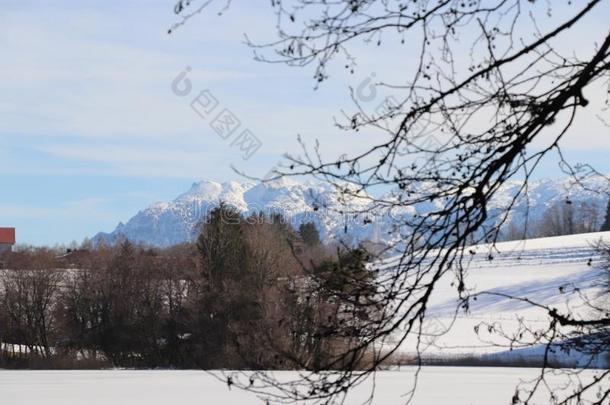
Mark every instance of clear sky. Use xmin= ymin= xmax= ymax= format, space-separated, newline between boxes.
xmin=2 ymin=0 xmax=609 ymax=246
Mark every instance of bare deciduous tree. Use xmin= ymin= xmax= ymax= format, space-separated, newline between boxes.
xmin=171 ymin=1 xmax=610 ymax=403
xmin=0 ymin=253 xmax=63 ymax=359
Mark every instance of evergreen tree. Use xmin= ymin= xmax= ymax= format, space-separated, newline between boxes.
xmin=196 ymin=203 xmax=250 ymax=367
xmin=602 ymin=199 xmax=610 ymax=232
xmin=299 ymin=222 xmax=320 ymax=247
xmin=197 ymin=203 xmax=248 ymax=289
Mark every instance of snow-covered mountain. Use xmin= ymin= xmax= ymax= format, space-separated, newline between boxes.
xmin=94 ymin=178 xmax=372 ymax=247
xmin=93 ymin=176 xmax=609 ymax=248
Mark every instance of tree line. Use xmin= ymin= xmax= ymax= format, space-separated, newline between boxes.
xmin=0 ymin=205 xmax=377 ymax=370
xmin=502 ymin=198 xmax=610 ymax=241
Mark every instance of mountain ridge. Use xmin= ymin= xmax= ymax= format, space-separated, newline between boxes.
xmin=93 ymin=176 xmax=610 ymax=248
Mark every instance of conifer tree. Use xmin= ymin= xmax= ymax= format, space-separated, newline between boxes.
xmin=601 ymin=199 xmax=610 ymax=232
xmin=299 ymin=222 xmax=320 ymax=247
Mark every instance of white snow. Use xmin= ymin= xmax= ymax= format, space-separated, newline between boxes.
xmin=0 ymin=368 xmax=607 ymax=405
xmin=93 ymin=178 xmax=378 ymax=247
xmin=385 ymin=232 xmax=610 ymax=361
xmin=94 ymin=176 xmax=610 ymax=248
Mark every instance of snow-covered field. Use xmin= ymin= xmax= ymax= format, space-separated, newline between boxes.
xmin=0 ymin=367 xmax=607 ymax=405
xmin=392 ymin=232 xmax=610 ymax=363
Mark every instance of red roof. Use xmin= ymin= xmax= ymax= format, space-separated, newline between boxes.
xmin=0 ymin=228 xmax=15 ymax=244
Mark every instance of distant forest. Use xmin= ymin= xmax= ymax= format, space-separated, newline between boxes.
xmin=502 ymin=198 xmax=610 ymax=240
xmin=0 ymin=205 xmax=377 ymax=370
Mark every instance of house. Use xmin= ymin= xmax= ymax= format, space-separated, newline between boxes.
xmin=0 ymin=227 xmax=16 ymax=254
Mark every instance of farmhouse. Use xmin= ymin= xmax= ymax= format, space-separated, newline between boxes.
xmin=0 ymin=228 xmax=16 ymax=254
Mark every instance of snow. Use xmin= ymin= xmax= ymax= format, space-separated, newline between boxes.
xmin=0 ymin=368 xmax=606 ymax=405
xmin=476 ymin=231 xmax=610 ymax=252
xmin=383 ymin=232 xmax=610 ymax=361
xmin=93 ymin=178 xmax=378 ymax=247
xmin=94 ymin=175 xmax=610 ymax=248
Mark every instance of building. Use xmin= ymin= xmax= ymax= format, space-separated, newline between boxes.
xmin=0 ymin=227 xmax=16 ymax=254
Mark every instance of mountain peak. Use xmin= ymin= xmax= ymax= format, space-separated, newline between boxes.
xmin=94 ymin=176 xmax=609 ymax=248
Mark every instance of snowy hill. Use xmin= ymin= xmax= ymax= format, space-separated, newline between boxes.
xmin=387 ymin=231 xmax=610 ymax=366
xmin=94 ymin=176 xmax=609 ymax=247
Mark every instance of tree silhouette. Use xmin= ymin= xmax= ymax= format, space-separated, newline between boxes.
xmin=172 ymin=1 xmax=610 ymax=403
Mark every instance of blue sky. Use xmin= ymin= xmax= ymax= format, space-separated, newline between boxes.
xmin=2 ymin=0 xmax=609 ymax=245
